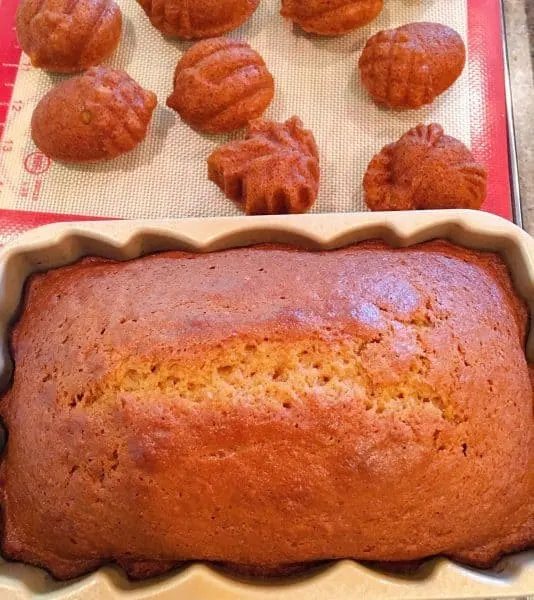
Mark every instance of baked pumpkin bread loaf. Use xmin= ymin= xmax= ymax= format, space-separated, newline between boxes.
xmin=16 ymin=0 xmax=122 ymax=72
xmin=363 ymin=123 xmax=488 ymax=210
xmin=137 ymin=0 xmax=259 ymax=38
xmin=281 ymin=0 xmax=383 ymax=36
xmin=1 ymin=241 xmax=533 ymax=580
xmin=359 ymin=22 xmax=466 ymax=109
xmin=167 ymin=38 xmax=274 ymax=133
xmin=31 ymin=66 xmax=157 ymax=162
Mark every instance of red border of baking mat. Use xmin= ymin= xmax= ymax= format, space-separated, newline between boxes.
xmin=0 ymin=0 xmax=20 ymax=144
xmin=0 ymin=0 xmax=514 ymax=241
xmin=467 ymin=0 xmax=512 ymax=220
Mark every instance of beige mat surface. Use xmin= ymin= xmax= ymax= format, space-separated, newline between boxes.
xmin=0 ymin=0 xmax=469 ymax=219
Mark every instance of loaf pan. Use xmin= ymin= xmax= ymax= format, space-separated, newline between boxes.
xmin=0 ymin=210 xmax=533 ymax=600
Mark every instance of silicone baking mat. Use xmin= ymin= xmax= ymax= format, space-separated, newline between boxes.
xmin=0 ymin=0 xmax=513 ymax=245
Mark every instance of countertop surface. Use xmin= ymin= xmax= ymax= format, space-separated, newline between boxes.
xmin=498 ymin=12 xmax=532 ymax=600
xmin=504 ymin=0 xmax=534 ymax=233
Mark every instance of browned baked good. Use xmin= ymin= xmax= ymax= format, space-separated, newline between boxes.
xmin=363 ymin=124 xmax=488 ymax=211
xmin=359 ymin=22 xmax=466 ymax=109
xmin=1 ymin=241 xmax=533 ymax=580
xmin=166 ymin=38 xmax=274 ymax=134
xmin=16 ymin=0 xmax=122 ymax=73
xmin=31 ymin=66 xmax=157 ymax=162
xmin=281 ymin=0 xmax=383 ymax=36
xmin=208 ymin=116 xmax=320 ymax=214
xmin=137 ymin=0 xmax=259 ymax=38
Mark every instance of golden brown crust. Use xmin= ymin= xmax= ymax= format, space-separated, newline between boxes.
xmin=137 ymin=0 xmax=259 ymax=38
xmin=16 ymin=0 xmax=122 ymax=73
xmin=207 ymin=116 xmax=320 ymax=214
xmin=359 ymin=22 xmax=466 ymax=109
xmin=166 ymin=38 xmax=274 ymax=134
xmin=280 ymin=0 xmax=383 ymax=36
xmin=1 ymin=241 xmax=532 ymax=580
xmin=363 ymin=124 xmax=488 ymax=211
xmin=31 ymin=66 xmax=157 ymax=162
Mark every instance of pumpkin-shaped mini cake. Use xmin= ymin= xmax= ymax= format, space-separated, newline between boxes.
xmin=208 ymin=116 xmax=320 ymax=215
xmin=359 ymin=22 xmax=466 ymax=109
xmin=137 ymin=0 xmax=259 ymax=38
xmin=363 ymin=123 xmax=488 ymax=211
xmin=16 ymin=0 xmax=122 ymax=73
xmin=167 ymin=38 xmax=274 ymax=133
xmin=281 ymin=0 xmax=383 ymax=36
xmin=31 ymin=66 xmax=157 ymax=162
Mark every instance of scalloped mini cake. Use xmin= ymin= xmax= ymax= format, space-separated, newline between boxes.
xmin=363 ymin=123 xmax=488 ymax=211
xmin=166 ymin=38 xmax=274 ymax=134
xmin=280 ymin=0 xmax=383 ymax=36
xmin=359 ymin=22 xmax=466 ymax=109
xmin=207 ymin=116 xmax=320 ymax=214
xmin=31 ymin=66 xmax=157 ymax=162
xmin=16 ymin=0 xmax=122 ymax=72
xmin=137 ymin=0 xmax=259 ymax=38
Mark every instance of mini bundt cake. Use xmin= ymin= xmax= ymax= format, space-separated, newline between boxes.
xmin=31 ymin=66 xmax=157 ymax=162
xmin=166 ymin=38 xmax=274 ymax=134
xmin=137 ymin=0 xmax=259 ymax=38
xmin=363 ymin=123 xmax=488 ymax=210
xmin=16 ymin=0 xmax=122 ymax=73
xmin=281 ymin=0 xmax=383 ymax=36
xmin=359 ymin=22 xmax=466 ymax=109
xmin=207 ymin=116 xmax=320 ymax=214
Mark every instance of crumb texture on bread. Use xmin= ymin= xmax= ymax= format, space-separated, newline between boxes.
xmin=0 ymin=241 xmax=532 ymax=579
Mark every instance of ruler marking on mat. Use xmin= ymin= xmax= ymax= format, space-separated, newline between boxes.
xmin=0 ymin=0 xmax=23 ymax=140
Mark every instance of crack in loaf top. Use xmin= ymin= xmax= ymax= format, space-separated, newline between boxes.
xmin=10 ymin=241 xmax=527 ymax=395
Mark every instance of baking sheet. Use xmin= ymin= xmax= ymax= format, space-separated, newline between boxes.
xmin=0 ymin=0 xmax=515 ymax=244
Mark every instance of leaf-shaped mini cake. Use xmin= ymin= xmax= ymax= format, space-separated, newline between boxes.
xmin=363 ymin=123 xmax=488 ymax=211
xmin=208 ymin=116 xmax=320 ymax=215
